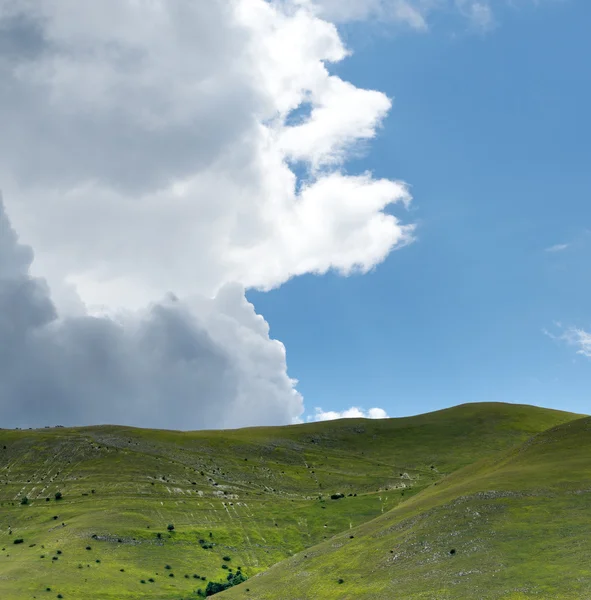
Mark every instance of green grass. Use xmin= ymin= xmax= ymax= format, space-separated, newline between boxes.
xmin=0 ymin=402 xmax=582 ymax=599
xmin=224 ymin=414 xmax=591 ymax=599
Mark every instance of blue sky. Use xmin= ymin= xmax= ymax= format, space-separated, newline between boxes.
xmin=249 ymin=0 xmax=591 ymax=419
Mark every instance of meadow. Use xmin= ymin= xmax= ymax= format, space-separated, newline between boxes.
xmin=0 ymin=402 xmax=584 ymax=599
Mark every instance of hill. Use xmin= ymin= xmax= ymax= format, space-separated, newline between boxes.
xmin=0 ymin=402 xmax=581 ymax=599
xmin=224 ymin=414 xmax=591 ymax=599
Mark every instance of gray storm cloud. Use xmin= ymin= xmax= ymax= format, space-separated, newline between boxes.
xmin=0 ymin=199 xmax=303 ymax=429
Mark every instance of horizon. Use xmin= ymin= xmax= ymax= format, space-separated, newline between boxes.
xmin=4 ymin=400 xmax=587 ymax=434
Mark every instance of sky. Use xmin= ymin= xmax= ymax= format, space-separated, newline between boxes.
xmin=0 ymin=0 xmax=589 ymax=429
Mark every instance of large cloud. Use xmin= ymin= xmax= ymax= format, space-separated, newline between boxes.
xmin=0 ymin=0 xmax=412 ymax=311
xmin=0 ymin=0 xmax=413 ymax=428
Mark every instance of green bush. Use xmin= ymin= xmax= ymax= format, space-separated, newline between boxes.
xmin=20 ymin=496 xmax=29 ymax=505
xmin=54 ymin=492 xmax=63 ymax=501
xmin=204 ymin=571 xmax=247 ymax=596
xmin=13 ymin=539 xmax=24 ymax=544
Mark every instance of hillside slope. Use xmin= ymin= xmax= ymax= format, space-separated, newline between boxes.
xmin=224 ymin=415 xmax=591 ymax=599
xmin=0 ymin=402 xmax=580 ymax=599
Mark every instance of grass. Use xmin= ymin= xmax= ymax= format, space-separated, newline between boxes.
xmin=0 ymin=402 xmax=582 ymax=599
xmin=224 ymin=415 xmax=591 ymax=599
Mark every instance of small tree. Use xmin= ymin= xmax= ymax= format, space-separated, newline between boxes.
xmin=55 ymin=491 xmax=63 ymax=501
xmin=167 ymin=524 xmax=175 ymax=532
xmin=20 ymin=496 xmax=29 ymax=505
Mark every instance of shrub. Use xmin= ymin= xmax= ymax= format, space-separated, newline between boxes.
xmin=13 ymin=538 xmax=24 ymax=544
xmin=204 ymin=571 xmax=247 ymax=596
xmin=165 ymin=564 xmax=171 ymax=570
xmin=54 ymin=492 xmax=63 ymax=501
xmin=330 ymin=493 xmax=345 ymax=500
xmin=167 ymin=524 xmax=175 ymax=532
xmin=222 ymin=556 xmax=231 ymax=561
xmin=20 ymin=496 xmax=29 ymax=505
xmin=338 ymin=578 xmax=344 ymax=584
xmin=450 ymin=549 xmax=456 ymax=555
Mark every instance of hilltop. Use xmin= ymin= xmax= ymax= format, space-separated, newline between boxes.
xmin=0 ymin=402 xmax=583 ymax=599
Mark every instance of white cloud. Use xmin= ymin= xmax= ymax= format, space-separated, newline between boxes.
xmin=310 ymin=0 xmax=548 ymax=30
xmin=310 ymin=0 xmax=429 ymax=29
xmin=309 ymin=406 xmax=390 ymax=421
xmin=0 ymin=0 xmax=410 ymax=428
xmin=0 ymin=0 xmax=412 ymax=312
xmin=545 ymin=243 xmax=570 ymax=253
xmin=455 ymin=0 xmax=495 ymax=31
xmin=561 ymin=328 xmax=591 ymax=359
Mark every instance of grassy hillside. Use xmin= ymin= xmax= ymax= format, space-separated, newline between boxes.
xmin=0 ymin=402 xmax=580 ymax=599
xmin=226 ymin=415 xmax=591 ymax=600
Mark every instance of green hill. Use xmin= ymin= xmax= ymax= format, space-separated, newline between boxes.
xmin=0 ymin=402 xmax=582 ymax=599
xmin=224 ymin=414 xmax=591 ymax=600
